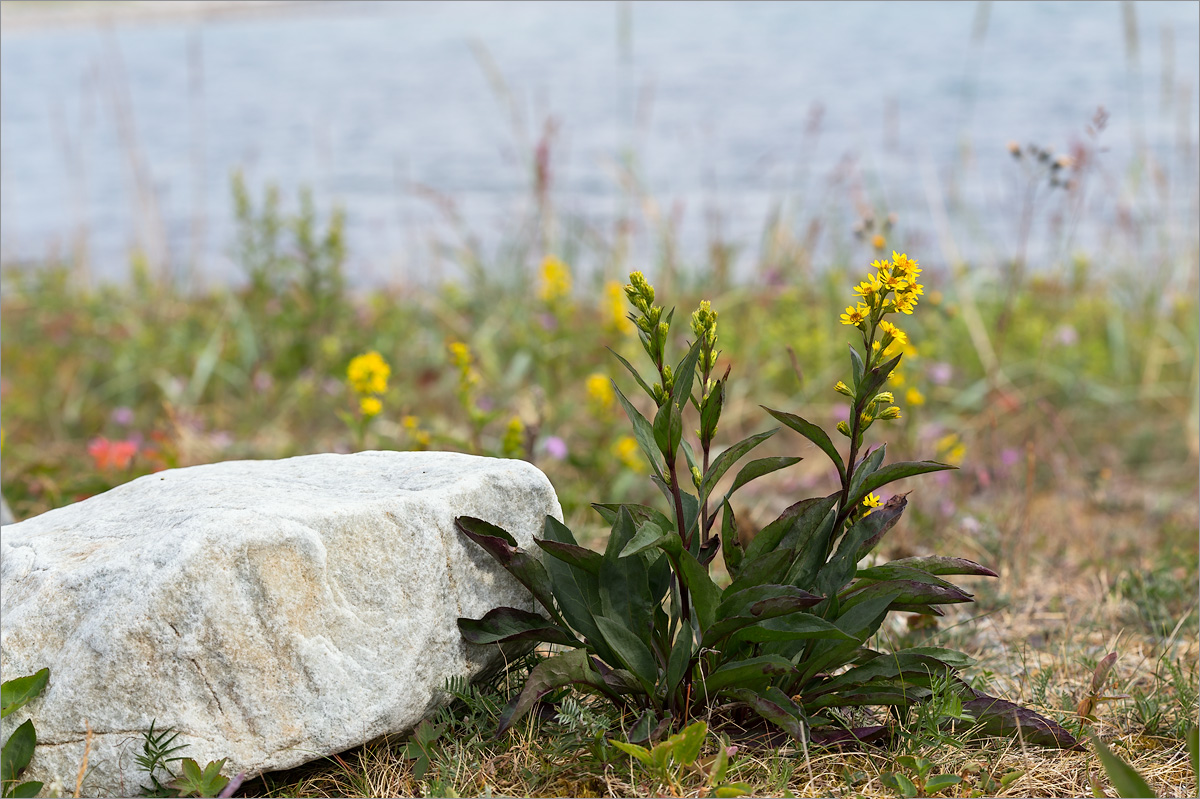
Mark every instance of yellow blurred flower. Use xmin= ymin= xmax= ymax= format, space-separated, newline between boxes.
xmin=613 ymin=435 xmax=644 ymax=472
xmin=502 ymin=416 xmax=525 ymax=458
xmin=359 ymin=396 xmax=382 ymax=417
xmin=586 ymin=373 xmax=615 ymax=413
xmin=347 ymin=351 xmax=390 ymax=396
xmin=448 ymin=341 xmax=472 ymax=370
xmin=871 ymin=234 xmax=886 ymax=250
xmin=604 ymin=280 xmax=634 ymax=334
xmin=906 ymin=387 xmax=925 ymax=406
xmin=538 ymin=255 xmax=572 ymax=303
xmin=936 ymin=433 xmax=966 ymax=466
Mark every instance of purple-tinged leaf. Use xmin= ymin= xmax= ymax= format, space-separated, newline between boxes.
xmin=456 ymin=516 xmax=565 ymax=629
xmin=809 ymin=725 xmax=889 ymax=747
xmin=457 ymin=607 xmax=580 ymax=647
xmin=960 ymin=691 xmax=1082 ymax=750
xmin=535 ymin=538 xmax=603 ymax=575
xmin=886 ymin=555 xmax=998 ymax=578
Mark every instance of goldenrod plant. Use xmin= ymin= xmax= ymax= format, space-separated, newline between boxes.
xmin=455 ymin=260 xmax=1078 ymax=749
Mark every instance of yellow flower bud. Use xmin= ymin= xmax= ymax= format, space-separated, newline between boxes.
xmin=879 ymin=406 xmax=902 ymax=420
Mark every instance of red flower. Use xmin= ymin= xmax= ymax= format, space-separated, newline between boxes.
xmin=87 ymin=437 xmax=139 ymax=471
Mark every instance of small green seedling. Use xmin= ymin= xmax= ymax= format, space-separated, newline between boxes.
xmin=882 ymin=755 xmax=962 ymax=797
xmin=1 ymin=668 xmax=50 ymax=799
xmin=610 ymin=720 xmax=750 ymax=797
xmin=169 ymin=759 xmax=229 ymax=798
xmin=399 ymin=719 xmax=445 ymax=781
xmin=136 ymin=722 xmax=234 ymax=798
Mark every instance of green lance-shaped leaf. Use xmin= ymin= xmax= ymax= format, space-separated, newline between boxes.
xmin=763 ymin=407 xmax=846 ymax=480
xmin=846 ymin=461 xmax=956 ymax=510
xmin=619 ymin=521 xmax=670 ymax=559
xmin=705 ymin=599 xmax=849 ymax=648
xmin=700 ymin=656 xmax=797 ymax=696
xmin=816 ymin=499 xmax=908 ymax=598
xmin=665 ymin=627 xmax=696 ymax=702
xmin=924 ymin=775 xmax=964 ymax=793
xmin=797 ymin=592 xmax=900 ymax=684
xmin=652 ymin=398 xmax=684 ymax=460
xmin=457 ymin=607 xmax=580 ymax=647
xmin=838 ymin=580 xmax=973 ymax=614
xmin=849 ymin=345 xmax=865 ymax=390
xmin=847 ymin=445 xmax=887 ymax=500
xmin=455 ymin=516 xmax=566 ymax=629
xmin=1188 ymin=726 xmax=1199 ymax=799
xmin=808 ymin=652 xmax=956 ymax=697
xmin=726 ymin=549 xmax=795 ymax=595
xmin=715 ymin=584 xmax=823 ymax=621
xmin=807 ymin=686 xmax=928 ymax=711
xmin=722 ymin=687 xmax=808 ymax=744
xmin=744 ymin=494 xmax=839 ymax=564
xmin=859 ymin=351 xmax=904 ymax=401
xmin=853 ymin=563 xmax=960 ymax=590
xmin=612 ymin=381 xmax=666 ymax=480
xmin=960 ymin=691 xmax=1080 ymax=750
xmin=1 ymin=670 xmax=49 ymax=720
xmin=593 ymin=615 xmax=659 ymax=696
xmin=8 ymin=780 xmax=44 ymax=798
xmin=496 ymin=648 xmax=618 ymax=736
xmin=722 ymin=456 xmax=802 ymax=500
xmin=607 ymin=347 xmax=657 ymax=402
xmin=671 ymin=338 xmax=704 ymax=410
xmin=699 ymin=429 xmax=778 ymax=500
xmin=676 ymin=548 xmax=721 ymax=632
xmin=539 ymin=516 xmax=621 ymax=667
xmin=535 ymin=538 xmax=603 ymax=575
xmin=609 ymin=738 xmax=654 ymax=766
xmin=723 ymin=612 xmax=855 ymax=646
xmin=699 ymin=373 xmax=725 ymax=441
xmin=889 ymin=646 xmax=976 ymax=669
xmin=1092 ymin=734 xmax=1158 ymax=798
xmin=719 ymin=500 xmax=744 ymax=578
xmin=1 ymin=720 xmax=37 ymax=788
xmin=885 ymin=556 xmax=998 ymax=578
xmin=600 ymin=509 xmax=655 ymax=651
xmin=592 ymin=503 xmax=675 ymax=534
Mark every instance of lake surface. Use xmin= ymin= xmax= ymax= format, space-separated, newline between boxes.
xmin=1 ymin=0 xmax=1197 ymax=287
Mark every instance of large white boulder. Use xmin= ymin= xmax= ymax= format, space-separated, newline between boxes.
xmin=0 ymin=451 xmax=560 ymax=797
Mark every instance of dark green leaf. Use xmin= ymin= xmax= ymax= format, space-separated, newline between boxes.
xmin=744 ymin=494 xmax=839 ymax=564
xmin=1 ymin=720 xmax=36 ymax=786
xmin=860 ymin=352 xmax=903 ymax=402
xmin=847 ymin=445 xmax=886 ymax=500
xmin=535 ymin=538 xmax=602 ymax=575
xmin=700 ymin=375 xmax=725 ymax=441
xmin=457 ymin=607 xmax=579 ymax=647
xmin=672 ymin=338 xmax=704 ymax=409
xmin=886 ymin=556 xmax=998 ymax=578
xmin=719 ymin=500 xmax=743 ymax=579
xmin=716 ymin=584 xmax=823 ymax=620
xmin=890 ymin=647 xmax=975 ymax=669
xmin=839 ymin=580 xmax=972 ymax=612
xmin=797 ymin=593 xmax=900 ymax=683
xmin=722 ymin=687 xmax=808 ymax=743
xmin=724 ymin=456 xmax=802 ymax=499
xmin=849 ymin=345 xmax=865 ymax=390
xmin=607 ymin=347 xmax=656 ymax=401
xmin=705 ymin=609 xmax=849 ymax=647
xmin=961 ymin=692 xmax=1080 ymax=749
xmin=1 ymin=670 xmax=49 ymax=720
xmin=854 ymin=563 xmax=959 ymax=590
xmin=807 ymin=686 xmax=928 ymax=710
xmin=592 ymin=504 xmax=675 ymax=535
xmin=816 ymin=500 xmax=908 ymax=597
xmin=676 ymin=550 xmax=721 ymax=632
xmin=455 ymin=516 xmax=566 ymax=629
xmin=847 ymin=461 xmax=956 ymax=509
xmin=8 ymin=781 xmax=43 ymax=798
xmin=666 ymin=629 xmax=696 ymax=702
xmin=652 ymin=400 xmax=683 ymax=460
xmin=762 ymin=407 xmax=846 ymax=480
xmin=594 ymin=615 xmax=659 ymax=694
xmin=601 ymin=512 xmax=654 ymax=649
xmin=810 ymin=652 xmax=955 ymax=696
xmin=883 ymin=771 xmax=918 ymax=799
xmin=699 ymin=429 xmax=778 ymax=499
xmin=726 ymin=549 xmax=795 ymax=595
xmin=612 ymin=382 xmax=666 ymax=479
xmin=700 ymin=656 xmax=796 ymax=695
xmin=1093 ymin=734 xmax=1157 ymax=798
xmin=619 ymin=521 xmax=670 ymax=559
xmin=539 ymin=516 xmax=617 ymax=665
xmin=497 ymin=648 xmax=618 ymax=735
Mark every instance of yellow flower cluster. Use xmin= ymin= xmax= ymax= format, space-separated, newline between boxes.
xmin=501 ymin=416 xmax=525 ymax=459
xmin=401 ymin=415 xmax=432 ymax=450
xmin=347 ymin=350 xmax=390 ymax=418
xmin=841 ymin=251 xmax=925 ymax=329
xmin=537 ymin=255 xmax=572 ymax=303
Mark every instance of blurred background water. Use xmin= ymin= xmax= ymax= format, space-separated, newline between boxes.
xmin=1 ymin=0 xmax=1197 ymax=287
